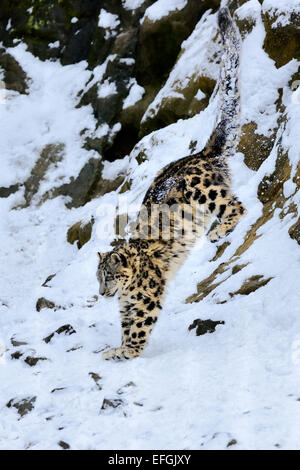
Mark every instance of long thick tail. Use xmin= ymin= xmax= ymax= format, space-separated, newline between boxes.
xmin=202 ymin=7 xmax=241 ymax=159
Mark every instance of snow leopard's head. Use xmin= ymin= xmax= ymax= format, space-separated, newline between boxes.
xmin=96 ymin=250 xmax=129 ymax=297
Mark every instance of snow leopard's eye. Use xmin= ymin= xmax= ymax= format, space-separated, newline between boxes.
xmin=104 ymin=272 xmax=114 ymax=282
xmin=96 ymin=253 xmax=120 ymax=297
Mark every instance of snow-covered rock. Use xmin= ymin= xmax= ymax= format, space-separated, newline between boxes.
xmin=0 ymin=0 xmax=300 ymax=451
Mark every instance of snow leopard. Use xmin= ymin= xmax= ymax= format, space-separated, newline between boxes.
xmin=97 ymin=7 xmax=245 ymax=360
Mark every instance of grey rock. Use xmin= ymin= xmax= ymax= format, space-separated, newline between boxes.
xmin=101 ymin=398 xmax=123 ymax=411
xmin=24 ymin=356 xmax=47 ymax=367
xmin=36 ymin=297 xmax=56 ymax=312
xmin=11 ymin=351 xmax=24 ymax=360
xmin=227 ymin=439 xmax=238 ymax=447
xmin=41 ymin=274 xmax=56 ymax=287
xmin=0 ymin=183 xmax=20 ymax=199
xmin=188 ymin=318 xmax=225 ymax=336
xmin=67 ymin=219 xmax=94 ymax=249
xmin=23 ymin=143 xmax=65 ymax=206
xmin=11 ymin=337 xmax=28 ymax=347
xmin=7 ymin=396 xmax=36 ymax=417
xmin=0 ymin=48 xmax=29 ymax=94
xmin=89 ymin=372 xmax=102 ymax=390
xmin=43 ymin=324 xmax=76 ymax=344
xmin=58 ymin=440 xmax=70 ymax=450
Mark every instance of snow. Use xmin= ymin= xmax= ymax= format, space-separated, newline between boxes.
xmin=263 ymin=0 xmax=300 ymax=13
xmin=239 ymin=11 xmax=298 ymax=135
xmin=102 ymin=157 xmax=129 ymax=181
xmin=283 ymin=180 xmax=296 ymax=199
xmin=97 ymin=80 xmax=117 ymax=98
xmin=48 ymin=41 xmax=60 ymax=49
xmin=98 ymin=9 xmax=120 ymax=39
xmin=119 ymin=58 xmax=135 ymax=66
xmin=84 ymin=55 xmax=116 ymax=94
xmin=141 ymin=0 xmax=188 ymax=23
xmin=1 ymin=1 xmax=300 ymax=451
xmin=281 ymin=84 xmax=300 ymax=174
xmin=236 ymin=0 xmax=262 ymax=20
xmin=123 ymin=79 xmax=145 ymax=109
xmin=122 ymin=0 xmax=146 ymax=11
xmin=0 ymin=44 xmax=97 ymax=190
xmin=142 ymin=11 xmax=221 ymax=123
xmin=195 ymin=89 xmax=206 ymax=101
xmin=6 ymin=19 xmax=12 ymax=31
xmin=262 ymin=0 xmax=300 ymax=27
xmin=98 ymin=9 xmax=120 ymax=29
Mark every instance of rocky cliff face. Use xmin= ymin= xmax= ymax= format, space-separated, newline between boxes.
xmin=1 ymin=0 xmax=300 ymax=450
xmin=0 ymin=0 xmax=220 ymax=207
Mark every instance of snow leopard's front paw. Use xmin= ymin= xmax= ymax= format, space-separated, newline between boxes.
xmin=102 ymin=347 xmax=138 ymax=361
xmin=207 ymin=229 xmax=221 ymax=243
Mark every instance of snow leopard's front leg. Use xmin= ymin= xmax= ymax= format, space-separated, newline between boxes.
xmin=102 ymin=297 xmax=162 ymax=361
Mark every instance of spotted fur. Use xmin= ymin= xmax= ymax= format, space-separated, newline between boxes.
xmin=97 ymin=8 xmax=245 ymax=361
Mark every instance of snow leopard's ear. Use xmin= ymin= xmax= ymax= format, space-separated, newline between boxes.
xmin=110 ymin=253 xmax=121 ymax=266
xmin=97 ymin=252 xmax=103 ymax=262
xmin=110 ymin=252 xmax=127 ymax=268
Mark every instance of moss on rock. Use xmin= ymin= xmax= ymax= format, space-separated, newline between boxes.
xmin=36 ymin=297 xmax=56 ymax=312
xmin=24 ymin=356 xmax=48 ymax=367
xmin=209 ymin=241 xmax=230 ymax=262
xmin=289 ymin=218 xmax=300 ymax=245
xmin=119 ymin=179 xmax=132 ymax=193
xmin=0 ymin=49 xmax=30 ymax=94
xmin=140 ymin=75 xmax=216 ymax=137
xmin=186 ymin=200 xmax=277 ymax=304
xmin=257 ymin=148 xmax=291 ymax=204
xmin=229 ymin=275 xmax=272 ymax=297
xmin=136 ymin=0 xmax=220 ymax=87
xmin=67 ymin=219 xmax=94 ymax=249
xmin=23 ymin=143 xmax=65 ymax=206
xmin=188 ymin=318 xmax=225 ymax=336
xmin=43 ymin=324 xmax=76 ymax=344
xmin=41 ymin=157 xmax=102 ymax=208
xmin=263 ymin=9 xmax=300 ymax=67
xmin=7 ymin=396 xmax=36 ymax=417
xmin=238 ymin=122 xmax=276 ymax=171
